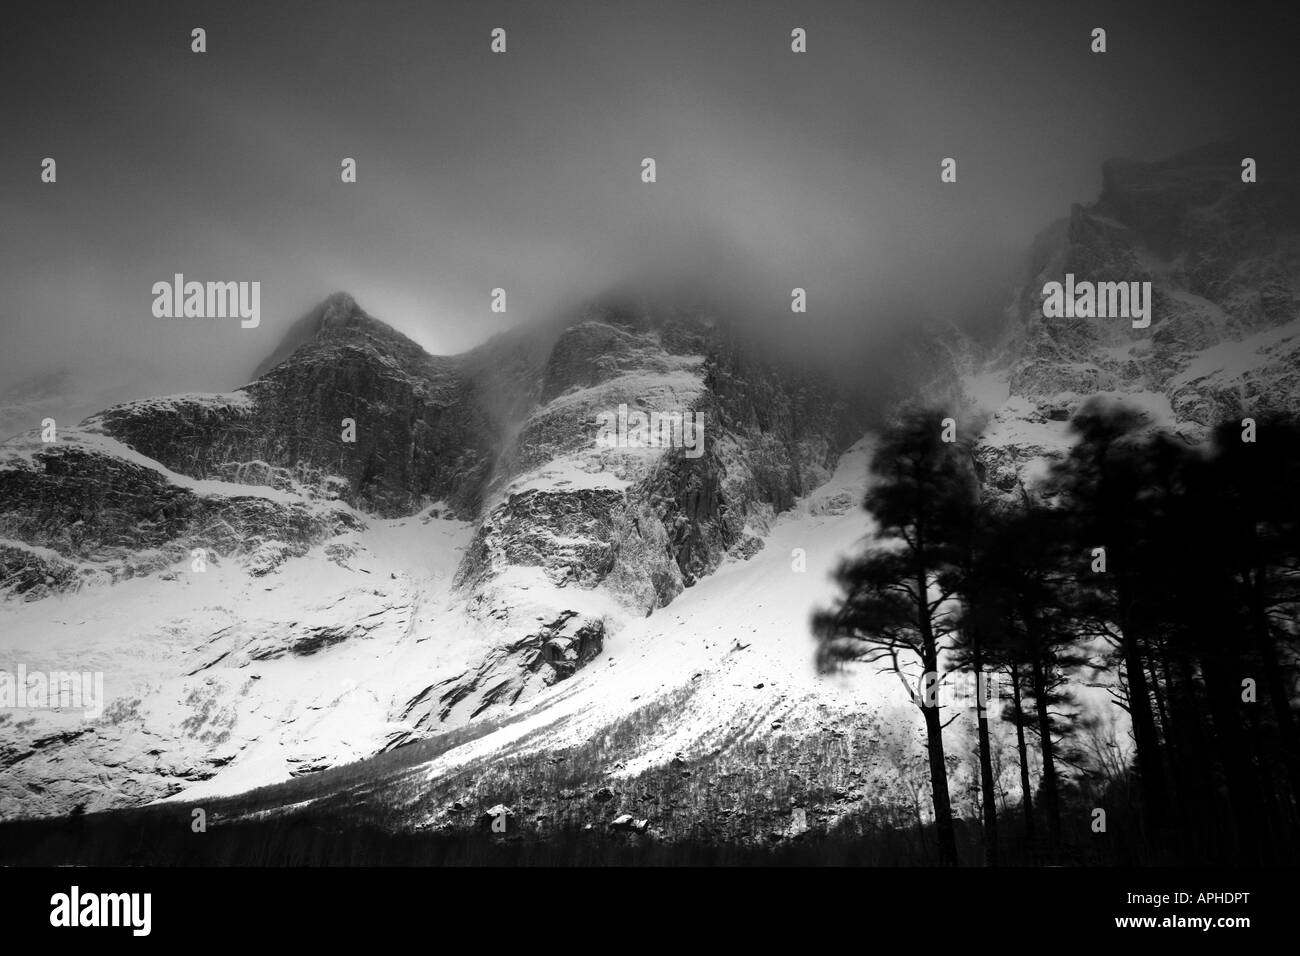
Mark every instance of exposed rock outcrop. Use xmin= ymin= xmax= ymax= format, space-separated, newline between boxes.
xmin=0 ymin=290 xmax=864 ymax=817
xmin=968 ymin=140 xmax=1300 ymax=496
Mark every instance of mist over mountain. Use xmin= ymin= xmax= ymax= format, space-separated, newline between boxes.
xmin=1 ymin=137 xmax=1296 ymax=854
xmin=3 ymin=0 xmax=1300 ymax=880
xmin=4 ymin=0 xmax=1296 ymax=408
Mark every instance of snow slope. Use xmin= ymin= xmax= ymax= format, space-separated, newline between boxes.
xmin=1 ymin=425 xmax=913 ymax=818
xmin=393 ymin=437 xmax=917 ymax=784
xmin=0 ymin=495 xmax=484 ymax=813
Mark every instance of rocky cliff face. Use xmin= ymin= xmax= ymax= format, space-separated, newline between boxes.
xmin=0 ymin=422 xmax=362 ymax=601
xmin=967 ymin=141 xmax=1300 ymax=495
xmin=4 ymin=142 xmax=1293 ymax=828
xmin=92 ymin=293 xmax=504 ymax=519
xmin=0 ymin=290 xmax=863 ymax=817
xmin=411 ymin=298 xmax=861 ymax=727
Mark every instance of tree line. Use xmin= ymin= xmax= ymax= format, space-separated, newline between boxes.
xmin=814 ymin=400 xmax=1300 ymax=865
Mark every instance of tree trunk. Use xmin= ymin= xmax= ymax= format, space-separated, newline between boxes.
xmin=971 ymin=636 xmax=1000 ymax=866
xmin=1248 ymin=574 xmax=1300 ymax=815
xmin=917 ymin=571 xmax=958 ymax=866
xmin=1010 ymin=663 xmax=1037 ymax=856
xmin=920 ymin=698 xmax=958 ymax=866
xmin=1201 ymin=642 xmax=1265 ymax=863
xmin=1116 ymin=579 xmax=1168 ymax=841
xmin=1029 ymin=646 xmax=1062 ymax=861
xmin=1146 ymin=651 xmax=1170 ymax=743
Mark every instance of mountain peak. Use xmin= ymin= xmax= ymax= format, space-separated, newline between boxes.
xmin=248 ymin=291 xmax=386 ymax=381
xmin=318 ymin=290 xmax=362 ymax=328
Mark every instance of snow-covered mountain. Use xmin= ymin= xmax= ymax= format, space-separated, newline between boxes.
xmin=0 ymin=290 xmax=870 ymax=819
xmin=2 ymin=140 xmax=1296 ymax=840
xmin=965 ymin=139 xmax=1300 ymax=495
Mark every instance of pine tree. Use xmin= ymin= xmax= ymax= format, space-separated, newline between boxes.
xmin=948 ymin=501 xmax=1008 ymax=866
xmin=964 ymin=498 xmax=1086 ymax=862
xmin=813 ymin=406 xmax=978 ymax=866
xmin=1048 ymin=401 xmax=1170 ymax=846
xmin=1208 ymin=416 xmax=1300 ymax=822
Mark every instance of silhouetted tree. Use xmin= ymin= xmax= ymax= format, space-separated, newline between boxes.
xmin=814 ymin=399 xmax=1300 ymax=866
xmin=1208 ymin=416 xmax=1300 ymax=823
xmin=962 ymin=498 xmax=1087 ymax=862
xmin=948 ymin=502 xmax=1008 ymax=866
xmin=814 ymin=406 xmax=978 ymax=866
xmin=1047 ymin=402 xmax=1170 ymax=847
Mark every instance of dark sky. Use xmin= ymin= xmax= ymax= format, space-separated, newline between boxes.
xmin=1 ymin=0 xmax=1295 ymax=396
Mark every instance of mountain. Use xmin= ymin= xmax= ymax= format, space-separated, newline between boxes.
xmin=964 ymin=139 xmax=1300 ymax=495
xmin=0 ymin=290 xmax=870 ymax=819
xmin=1 ymin=140 xmax=1296 ymax=847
